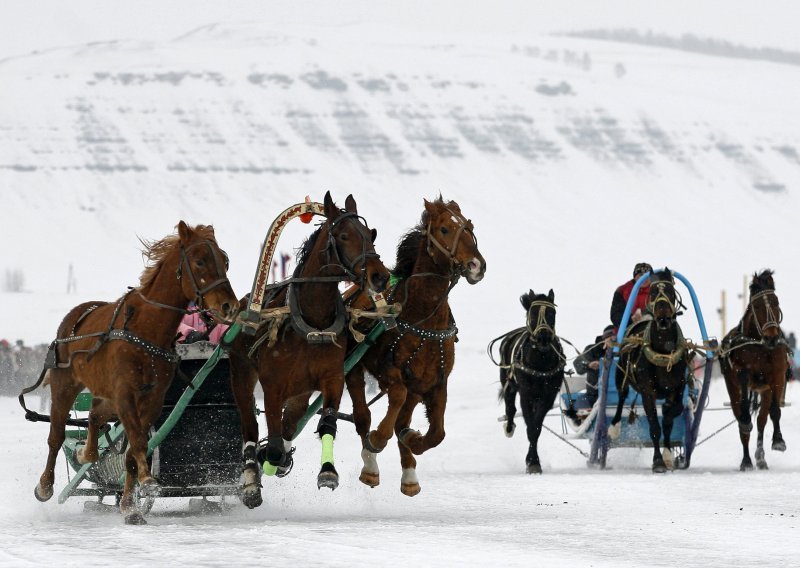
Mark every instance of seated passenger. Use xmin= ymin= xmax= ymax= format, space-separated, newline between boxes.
xmin=610 ymin=262 xmax=653 ymax=333
xmin=177 ymin=303 xmax=228 ymax=344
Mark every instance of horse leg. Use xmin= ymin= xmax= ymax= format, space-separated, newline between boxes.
xmin=735 ymin=370 xmax=754 ymax=471
xmin=346 ymin=366 xmax=380 ymax=487
xmin=315 ymin=371 xmax=345 ymax=491
xmin=660 ymin=395 xmax=683 ymax=471
xmin=276 ymin=397 xmax=308 ymax=477
xmin=228 ymin=355 xmax=262 ymax=508
xmin=642 ymin=394 xmax=666 ymax=473
xmin=77 ymin=397 xmax=112 ymax=465
xmin=396 ymin=393 xmax=423 ymax=496
xmin=524 ymin=392 xmax=551 ymax=475
xmin=35 ymin=370 xmax=82 ymax=502
xmin=399 ymin=384 xmax=447 ymax=456
xmin=366 ymin=368 xmax=408 ymax=453
xmin=608 ymin=384 xmax=629 ymax=440
xmin=755 ymin=389 xmax=772 ymax=470
xmin=502 ymin=378 xmax=518 ymax=438
xmin=770 ymin=390 xmax=786 ymax=451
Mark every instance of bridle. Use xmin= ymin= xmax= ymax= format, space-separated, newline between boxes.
xmin=526 ymin=300 xmax=557 ymax=339
xmin=321 ymin=211 xmax=381 ymax=290
xmin=176 ymin=240 xmax=232 ymax=311
xmin=425 ymin=206 xmax=477 ymax=273
xmin=647 ymin=281 xmax=677 ymax=322
xmin=744 ymin=289 xmax=783 ymax=338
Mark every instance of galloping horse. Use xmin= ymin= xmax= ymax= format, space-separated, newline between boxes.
xmin=229 ymin=192 xmax=390 ymax=508
xmin=33 ymin=222 xmax=237 ymax=524
xmin=610 ymin=268 xmax=690 ymax=472
xmin=494 ymin=290 xmax=565 ymax=474
xmin=720 ymin=270 xmax=788 ymax=470
xmin=346 ymin=197 xmax=485 ymax=496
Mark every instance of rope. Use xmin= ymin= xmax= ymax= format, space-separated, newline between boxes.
xmin=542 ymin=423 xmax=589 ymax=458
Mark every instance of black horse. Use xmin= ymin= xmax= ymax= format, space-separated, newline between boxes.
xmin=493 ymin=290 xmax=565 ymax=474
xmin=610 ymin=268 xmax=689 ymax=473
xmin=719 ymin=270 xmax=788 ymax=471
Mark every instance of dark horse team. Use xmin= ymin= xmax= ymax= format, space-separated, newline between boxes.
xmin=492 ymin=265 xmax=790 ymax=475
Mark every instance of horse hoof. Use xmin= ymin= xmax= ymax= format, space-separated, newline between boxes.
xmin=241 ymin=489 xmax=263 ymax=509
xmin=607 ymin=422 xmax=621 ymax=440
xmin=772 ymin=439 xmax=787 ymax=452
xmin=364 ymin=431 xmax=386 ymax=454
xmin=652 ymin=463 xmax=667 ymax=474
xmin=359 ymin=470 xmax=380 ymax=488
xmin=399 ymin=428 xmax=421 ymax=449
xmin=124 ymin=512 xmax=147 ymax=525
xmin=76 ymin=447 xmax=98 ymax=465
xmin=526 ymin=462 xmax=543 ymax=474
xmin=401 ymin=482 xmax=421 ymax=497
xmin=661 ymin=449 xmax=675 ymax=471
xmin=34 ymin=483 xmax=53 ymax=502
xmin=317 ymin=462 xmax=339 ymax=491
xmin=740 ymin=460 xmax=754 ymax=472
xmin=757 ymin=460 xmax=769 ymax=470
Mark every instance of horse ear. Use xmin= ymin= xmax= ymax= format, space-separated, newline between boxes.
xmin=520 ymin=294 xmax=530 ymax=310
xmin=323 ymin=191 xmax=338 ymax=219
xmin=423 ymin=198 xmax=436 ymax=215
xmin=548 ymin=289 xmax=554 ymax=302
xmin=344 ymin=194 xmax=357 ymax=214
xmin=177 ymin=221 xmax=193 ymax=245
xmin=371 ymin=228 xmax=377 ymax=243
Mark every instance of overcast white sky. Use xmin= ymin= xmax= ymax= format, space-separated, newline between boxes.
xmin=1 ymin=0 xmax=799 ymax=60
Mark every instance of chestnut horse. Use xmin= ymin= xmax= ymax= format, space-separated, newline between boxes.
xmin=720 ymin=270 xmax=788 ymax=471
xmin=495 ymin=290 xmax=565 ymax=474
xmin=610 ymin=269 xmax=690 ymax=472
xmin=229 ymin=192 xmax=390 ymax=508
xmin=346 ymin=197 xmax=485 ymax=496
xmin=33 ymin=222 xmax=237 ymax=524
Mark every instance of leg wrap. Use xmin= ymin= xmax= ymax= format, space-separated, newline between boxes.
xmin=316 ymin=407 xmax=338 ymax=438
xmin=260 ymin=435 xmax=289 ymax=466
xmin=242 ymin=441 xmax=258 ymax=472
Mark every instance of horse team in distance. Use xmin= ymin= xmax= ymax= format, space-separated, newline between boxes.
xmin=494 ymin=268 xmax=790 ymax=475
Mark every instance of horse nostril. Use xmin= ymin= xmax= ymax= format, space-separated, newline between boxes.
xmin=221 ymin=302 xmax=231 ymax=317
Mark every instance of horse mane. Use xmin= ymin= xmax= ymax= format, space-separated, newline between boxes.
xmin=139 ymin=224 xmax=217 ymax=288
xmin=293 ymin=225 xmax=323 ymax=277
xmin=750 ymin=269 xmax=775 ymax=294
xmin=394 ymin=195 xmax=456 ymax=278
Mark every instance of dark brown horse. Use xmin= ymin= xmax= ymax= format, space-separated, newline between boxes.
xmin=33 ymin=222 xmax=237 ymax=524
xmin=229 ymin=192 xmax=390 ymax=508
xmin=610 ymin=269 xmax=690 ymax=472
xmin=346 ymin=197 xmax=485 ymax=496
xmin=720 ymin=270 xmax=788 ymax=470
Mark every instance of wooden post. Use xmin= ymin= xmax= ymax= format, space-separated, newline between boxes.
xmin=718 ymin=290 xmax=727 ymax=336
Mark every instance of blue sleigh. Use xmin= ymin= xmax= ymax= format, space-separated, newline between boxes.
xmin=560 ymin=269 xmax=717 ymax=469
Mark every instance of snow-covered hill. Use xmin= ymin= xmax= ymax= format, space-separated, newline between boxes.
xmin=2 ymin=21 xmax=799 ymax=347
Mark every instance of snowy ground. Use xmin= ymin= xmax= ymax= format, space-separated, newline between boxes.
xmin=2 ymin=349 xmax=798 ymax=567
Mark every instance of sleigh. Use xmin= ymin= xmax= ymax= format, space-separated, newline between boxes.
xmin=560 ymin=269 xmax=717 ymax=469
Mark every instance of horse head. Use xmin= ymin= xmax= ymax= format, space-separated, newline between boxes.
xmin=522 ymin=289 xmax=556 ymax=351
xmin=161 ymin=221 xmax=238 ymax=322
xmin=422 ymin=197 xmax=485 ymax=284
xmin=647 ymin=269 xmax=678 ymax=331
xmin=746 ymin=269 xmax=782 ymax=344
xmin=320 ymin=191 xmax=389 ymax=294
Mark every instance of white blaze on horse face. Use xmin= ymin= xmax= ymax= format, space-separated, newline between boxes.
xmin=450 ymin=215 xmax=460 ymax=224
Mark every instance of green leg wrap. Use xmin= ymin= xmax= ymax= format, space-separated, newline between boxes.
xmin=262 ymin=462 xmax=278 ymax=476
xmin=321 ymin=433 xmax=334 ymax=465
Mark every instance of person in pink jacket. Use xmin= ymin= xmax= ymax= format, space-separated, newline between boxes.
xmin=177 ymin=304 xmax=229 ymax=344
